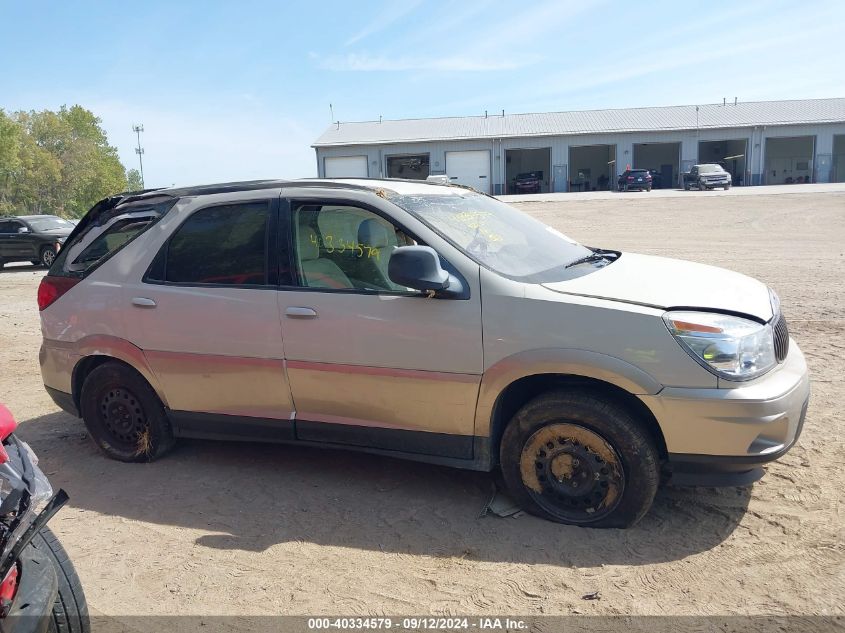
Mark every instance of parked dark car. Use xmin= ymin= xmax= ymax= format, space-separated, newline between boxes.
xmin=0 ymin=216 xmax=74 ymax=270
xmin=685 ymin=164 xmax=732 ymax=190
xmin=647 ymin=169 xmax=663 ymax=189
xmin=617 ymin=169 xmax=652 ymax=192
xmin=0 ymin=404 xmax=88 ymax=633
xmin=514 ymin=171 xmax=543 ymax=194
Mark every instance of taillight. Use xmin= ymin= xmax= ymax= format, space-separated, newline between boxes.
xmin=37 ymin=276 xmax=80 ymax=311
xmin=0 ymin=404 xmax=17 ymax=465
xmin=0 ymin=564 xmax=19 ymax=616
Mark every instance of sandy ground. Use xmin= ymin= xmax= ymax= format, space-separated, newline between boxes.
xmin=0 ymin=190 xmax=843 ymax=622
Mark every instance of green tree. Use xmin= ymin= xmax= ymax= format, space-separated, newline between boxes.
xmin=0 ymin=105 xmax=132 ymax=217
xmin=126 ymin=168 xmax=143 ymax=191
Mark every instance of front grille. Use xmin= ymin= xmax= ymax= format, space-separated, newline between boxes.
xmin=773 ymin=312 xmax=789 ymax=362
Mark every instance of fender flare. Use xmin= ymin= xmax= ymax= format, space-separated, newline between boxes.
xmin=474 ymin=348 xmax=663 ymax=438
xmin=69 ymin=335 xmax=169 ymax=408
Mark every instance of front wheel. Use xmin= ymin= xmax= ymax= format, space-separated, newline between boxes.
xmin=499 ymin=390 xmax=660 ymax=528
xmin=725 ymin=183 xmax=731 ymax=190
xmin=31 ymin=527 xmax=90 ymax=633
xmin=40 ymin=246 xmax=57 ymax=268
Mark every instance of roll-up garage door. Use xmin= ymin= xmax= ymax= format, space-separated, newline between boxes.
xmin=324 ymin=156 xmax=369 ymax=178
xmin=445 ymin=150 xmax=491 ymax=193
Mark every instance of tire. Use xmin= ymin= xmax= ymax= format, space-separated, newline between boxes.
xmin=499 ymin=389 xmax=660 ymax=528
xmin=31 ymin=527 xmax=90 ymax=633
xmin=646 ymin=185 xmax=652 ymax=192
xmin=80 ymin=361 xmax=175 ymax=462
xmin=725 ymin=183 xmax=731 ymax=190
xmin=0 ymin=259 xmax=4 ymax=270
xmin=40 ymin=246 xmax=57 ymax=268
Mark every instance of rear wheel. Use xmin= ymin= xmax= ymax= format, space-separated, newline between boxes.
xmin=80 ymin=361 xmax=175 ymax=462
xmin=31 ymin=527 xmax=90 ymax=633
xmin=499 ymin=390 xmax=660 ymax=528
xmin=40 ymin=246 xmax=57 ymax=268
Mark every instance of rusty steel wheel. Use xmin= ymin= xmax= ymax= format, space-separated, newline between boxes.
xmin=500 ymin=390 xmax=660 ymax=528
xmin=519 ymin=423 xmax=625 ymax=523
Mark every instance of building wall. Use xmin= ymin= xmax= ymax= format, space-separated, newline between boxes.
xmin=315 ymin=122 xmax=845 ymax=190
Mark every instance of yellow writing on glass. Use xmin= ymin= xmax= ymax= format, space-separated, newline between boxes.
xmin=452 ymin=211 xmax=503 ymax=243
xmin=310 ymin=232 xmax=380 ymax=260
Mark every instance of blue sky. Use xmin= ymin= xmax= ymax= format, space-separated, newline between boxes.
xmin=2 ymin=0 xmax=843 ymax=187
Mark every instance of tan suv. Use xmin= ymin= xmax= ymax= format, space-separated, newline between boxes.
xmin=38 ymin=179 xmax=810 ymax=527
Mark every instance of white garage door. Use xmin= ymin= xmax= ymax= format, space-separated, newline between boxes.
xmin=324 ymin=156 xmax=368 ymax=178
xmin=446 ymin=150 xmax=491 ymax=193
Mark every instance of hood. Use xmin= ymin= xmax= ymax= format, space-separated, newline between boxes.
xmin=542 ymin=252 xmax=773 ymax=321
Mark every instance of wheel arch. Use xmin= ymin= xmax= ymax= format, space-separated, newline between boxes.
xmin=476 ymin=349 xmax=667 ymax=467
xmin=487 ymin=374 xmax=667 ymax=467
xmin=70 ymin=336 xmax=167 ymax=412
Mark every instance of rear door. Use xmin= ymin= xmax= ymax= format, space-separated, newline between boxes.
xmin=124 ymin=196 xmax=295 ymax=438
xmin=446 ymin=150 xmax=491 ymax=193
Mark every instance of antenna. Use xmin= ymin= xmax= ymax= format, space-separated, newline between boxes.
xmin=329 ymin=103 xmax=334 ymax=121
xmin=132 ymin=124 xmax=145 ymax=189
xmin=734 ymin=97 xmax=738 ymax=105
xmin=485 ymin=110 xmax=488 ymax=118
xmin=379 ymin=115 xmax=382 ymax=123
xmin=723 ymin=97 xmax=726 ymax=106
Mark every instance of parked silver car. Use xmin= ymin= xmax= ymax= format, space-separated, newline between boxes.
xmin=38 ymin=179 xmax=809 ymax=527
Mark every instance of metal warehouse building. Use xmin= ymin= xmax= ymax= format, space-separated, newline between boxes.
xmin=312 ymin=98 xmax=845 ymax=194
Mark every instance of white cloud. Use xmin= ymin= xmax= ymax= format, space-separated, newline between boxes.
xmin=345 ymin=0 xmax=424 ymax=46
xmin=314 ymin=52 xmax=537 ymax=72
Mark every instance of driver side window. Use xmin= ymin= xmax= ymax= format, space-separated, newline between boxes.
xmin=292 ymin=203 xmax=415 ymax=292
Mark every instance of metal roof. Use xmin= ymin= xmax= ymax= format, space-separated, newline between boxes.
xmin=313 ymin=98 xmax=845 ymax=147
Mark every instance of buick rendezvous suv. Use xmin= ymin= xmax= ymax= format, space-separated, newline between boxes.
xmin=38 ymin=179 xmax=810 ymax=528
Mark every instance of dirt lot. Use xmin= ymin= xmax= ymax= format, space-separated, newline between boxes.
xmin=0 ymin=190 xmax=843 ymax=621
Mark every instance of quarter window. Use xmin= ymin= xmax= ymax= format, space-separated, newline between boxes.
xmin=292 ymin=203 xmax=415 ymax=292
xmin=163 ymin=202 xmax=270 ymax=285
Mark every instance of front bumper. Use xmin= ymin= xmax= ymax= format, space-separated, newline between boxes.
xmin=639 ymin=341 xmax=810 ymax=486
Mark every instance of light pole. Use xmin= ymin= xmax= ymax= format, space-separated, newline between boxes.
xmin=132 ymin=124 xmax=145 ymax=189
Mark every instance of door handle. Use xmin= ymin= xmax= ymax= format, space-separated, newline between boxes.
xmin=285 ymin=306 xmax=317 ymax=319
xmin=131 ymin=297 xmax=157 ymax=308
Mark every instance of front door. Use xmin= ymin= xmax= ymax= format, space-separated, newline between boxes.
xmin=124 ymin=198 xmax=295 ymax=439
xmin=277 ymin=198 xmax=484 ymax=459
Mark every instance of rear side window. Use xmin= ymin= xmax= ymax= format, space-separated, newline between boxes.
xmin=54 ymin=196 xmax=177 ymax=278
xmin=71 ymin=218 xmax=156 ymax=268
xmin=153 ymin=202 xmax=270 ymax=286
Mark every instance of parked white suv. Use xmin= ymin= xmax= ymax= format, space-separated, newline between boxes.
xmin=38 ymin=179 xmax=809 ymax=528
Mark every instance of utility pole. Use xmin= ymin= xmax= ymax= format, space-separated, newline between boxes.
xmin=132 ymin=124 xmax=145 ymax=189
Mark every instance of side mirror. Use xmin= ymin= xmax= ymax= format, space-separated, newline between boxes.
xmin=17 ymin=227 xmax=29 ymax=234
xmin=388 ymin=246 xmax=464 ymax=298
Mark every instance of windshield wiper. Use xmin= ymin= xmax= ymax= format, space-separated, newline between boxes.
xmin=565 ymin=249 xmax=616 ymax=269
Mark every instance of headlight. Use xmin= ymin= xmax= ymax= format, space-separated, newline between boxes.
xmin=663 ymin=311 xmax=776 ymax=381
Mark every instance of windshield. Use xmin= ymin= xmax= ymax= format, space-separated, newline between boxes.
xmin=391 ymin=191 xmax=592 ymax=282
xmin=26 ymin=217 xmax=74 ymax=231
xmin=698 ymin=164 xmax=725 ymax=174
